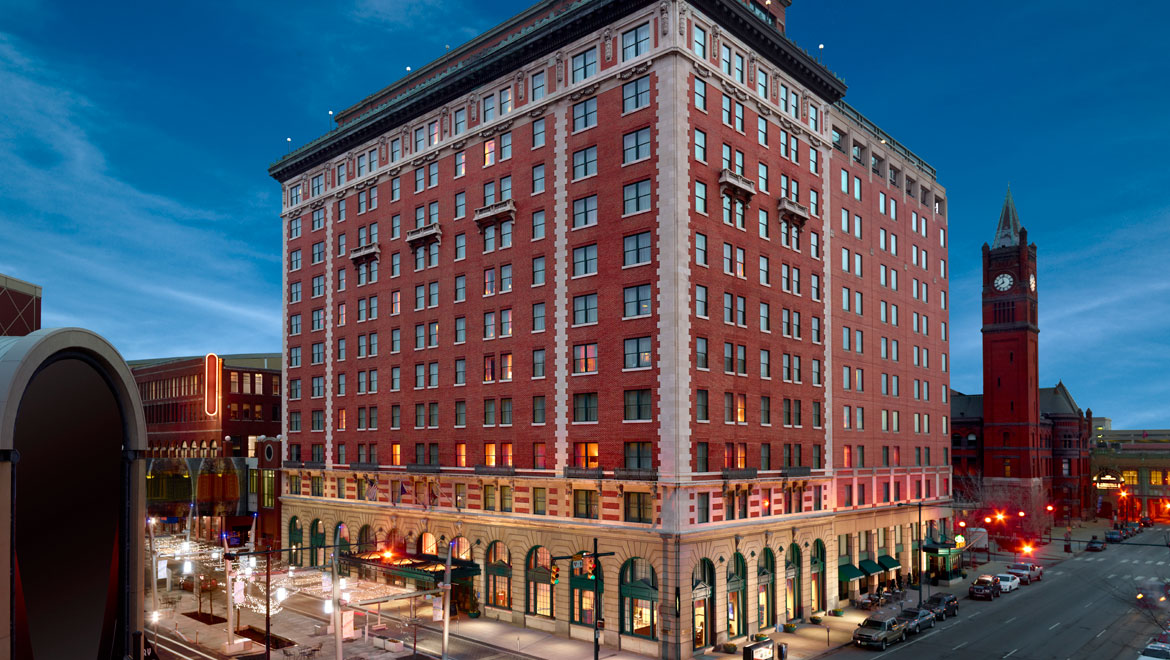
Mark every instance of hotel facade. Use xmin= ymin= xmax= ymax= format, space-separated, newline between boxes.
xmin=268 ymin=1 xmax=952 ymax=656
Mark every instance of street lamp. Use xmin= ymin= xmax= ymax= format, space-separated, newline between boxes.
xmin=897 ymin=501 xmax=926 ymax=607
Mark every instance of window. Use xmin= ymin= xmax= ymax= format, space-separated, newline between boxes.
xmin=573 ymin=98 xmax=598 ymax=131
xmin=573 ymin=195 xmax=598 ymax=228
xmin=624 ymin=389 xmax=652 ymax=421
xmin=573 ymin=244 xmax=598 ymax=276
xmin=532 ymin=210 xmax=546 ymax=239
xmin=625 ymin=336 xmax=652 ymax=369
xmin=623 ymin=76 xmax=650 ymax=112
xmin=571 ymin=47 xmax=598 ymax=82
xmin=623 ymin=180 xmax=651 ymax=214
xmin=532 ymin=349 xmax=546 ymax=377
xmin=573 ymin=343 xmax=598 ymax=374
xmin=573 ymin=293 xmax=598 ymax=325
xmin=575 ymin=442 xmax=599 ymax=468
xmin=623 ymin=128 xmax=651 ymax=164
xmin=624 ymin=231 xmax=651 ymax=267
xmin=622 ymin=23 xmax=650 ymax=60
xmin=532 ymin=164 xmax=545 ymax=193
xmin=574 ymin=489 xmax=599 ymax=519
xmin=531 ymin=72 xmax=546 ymax=101
xmin=573 ymin=146 xmax=597 ymax=179
xmin=695 ymin=285 xmax=708 ymax=317
xmin=624 ymin=284 xmax=652 ymax=318
xmin=624 ymin=492 xmax=654 ymax=524
xmin=692 ymin=25 xmax=707 ymax=57
xmin=573 ymin=393 xmax=598 ymax=422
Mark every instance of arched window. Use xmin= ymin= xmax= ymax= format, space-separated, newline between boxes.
xmin=335 ymin=523 xmax=351 ymax=575
xmin=451 ymin=536 xmax=471 ymax=561
xmin=486 ymin=541 xmax=512 ymax=609
xmin=692 ymin=558 xmax=715 ymax=649
xmin=757 ymin=548 xmax=776 ymax=630
xmin=309 ymin=519 xmax=325 ymax=566
xmin=419 ymin=531 xmax=437 ymax=555
xmin=786 ymin=543 xmax=802 ymax=621
xmin=525 ymin=546 xmax=554 ymax=617
xmin=727 ymin=552 xmax=747 ymax=638
xmin=620 ymin=558 xmax=657 ymax=639
xmin=811 ymin=540 xmax=826 ymax=613
xmin=356 ymin=525 xmax=374 ymax=553
xmin=288 ymin=517 xmax=303 ymax=566
xmin=570 ymin=550 xmax=602 ymax=626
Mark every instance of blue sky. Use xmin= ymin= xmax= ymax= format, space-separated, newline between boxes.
xmin=1 ymin=0 xmax=1167 ymax=428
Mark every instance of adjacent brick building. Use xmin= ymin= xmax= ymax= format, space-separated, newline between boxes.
xmin=269 ymin=1 xmax=951 ymax=656
xmin=950 ymin=191 xmax=1092 ymax=538
xmin=131 ymin=353 xmax=284 ymax=548
xmin=0 ymin=273 xmax=42 ymax=337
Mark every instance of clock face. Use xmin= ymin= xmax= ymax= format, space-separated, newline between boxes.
xmin=993 ymin=273 xmax=1014 ymax=291
xmin=1029 ymin=274 xmax=1036 ymax=292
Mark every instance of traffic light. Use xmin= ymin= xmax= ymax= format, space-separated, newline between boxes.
xmin=1022 ymin=544 xmax=1033 ymax=555
xmin=984 ymin=516 xmax=992 ymax=524
xmin=1046 ymin=504 xmax=1054 ymax=512
xmin=585 ymin=557 xmax=596 ymax=580
xmin=958 ymin=521 xmax=967 ymax=529
xmin=995 ymin=512 xmax=1006 ymax=522
xmin=551 ymin=564 xmax=560 ymax=585
xmin=1018 ymin=510 xmax=1026 ymax=518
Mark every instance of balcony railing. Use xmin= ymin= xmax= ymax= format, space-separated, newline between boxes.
xmin=406 ymin=463 xmax=441 ymax=474
xmin=778 ymin=197 xmax=810 ymax=225
xmin=473 ymin=198 xmax=516 ymax=229
xmin=282 ymin=460 xmax=304 ymax=469
xmin=564 ymin=466 xmax=604 ymax=480
xmin=405 ymin=223 xmax=441 ymax=246
xmin=349 ymin=242 xmax=380 ymax=261
xmin=303 ymin=461 xmax=326 ymax=470
xmin=719 ymin=169 xmax=756 ymax=202
xmin=614 ymin=467 xmax=659 ymax=481
xmin=721 ymin=467 xmax=758 ymax=480
xmin=474 ymin=465 xmax=516 ymax=476
xmin=780 ymin=466 xmax=812 ymax=478
xmin=349 ymin=462 xmax=379 ymax=471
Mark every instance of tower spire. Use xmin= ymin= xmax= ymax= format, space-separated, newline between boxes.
xmin=992 ymin=185 xmax=1022 ymax=248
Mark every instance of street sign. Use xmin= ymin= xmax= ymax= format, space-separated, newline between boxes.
xmin=573 ymin=560 xmax=583 ymax=570
xmin=233 ymin=581 xmax=245 ymax=605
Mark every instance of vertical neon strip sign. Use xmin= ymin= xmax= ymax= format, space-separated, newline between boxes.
xmin=204 ymin=353 xmax=221 ymax=417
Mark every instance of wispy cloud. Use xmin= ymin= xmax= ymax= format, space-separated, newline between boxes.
xmin=0 ymin=33 xmax=279 ymax=359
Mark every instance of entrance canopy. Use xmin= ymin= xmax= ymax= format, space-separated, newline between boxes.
xmin=344 ymin=549 xmax=481 ymax=583
xmin=837 ymin=564 xmax=865 ymax=581
xmin=858 ymin=559 xmax=883 ymax=576
xmin=877 ymin=555 xmax=901 ymax=571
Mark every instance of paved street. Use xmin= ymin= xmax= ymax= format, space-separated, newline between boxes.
xmin=828 ymin=533 xmax=1170 ymax=660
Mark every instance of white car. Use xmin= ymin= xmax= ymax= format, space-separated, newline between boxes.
xmin=995 ymin=574 xmax=1021 ymax=592
xmin=1139 ymin=642 xmax=1170 ymax=659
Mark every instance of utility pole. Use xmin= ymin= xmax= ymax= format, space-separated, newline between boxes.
xmin=265 ymin=546 xmax=272 ymax=660
xmin=224 ymin=535 xmax=235 ymax=649
xmin=442 ymin=542 xmax=453 ymax=660
xmin=554 ymin=539 xmax=615 ymax=660
xmin=331 ymin=551 xmax=343 ymax=660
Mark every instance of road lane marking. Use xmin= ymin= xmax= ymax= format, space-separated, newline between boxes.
xmin=1005 ymin=649 xmax=1018 ymax=658
xmin=1108 ymin=574 xmax=1116 ymax=579
xmin=1149 ymin=560 xmax=1156 ymax=564
xmin=1137 ymin=576 xmax=1147 ymax=581
xmin=953 ymin=642 xmax=969 ymax=650
xmin=1097 ymin=629 xmax=1106 ymax=638
xmin=1004 ymin=616 xmax=1017 ymax=624
xmin=1159 ymin=561 xmax=1166 ymax=566
xmin=1049 ymin=622 xmax=1061 ymax=630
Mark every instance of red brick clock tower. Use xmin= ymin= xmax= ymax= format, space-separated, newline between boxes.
xmin=981 ymin=188 xmax=1047 ymax=533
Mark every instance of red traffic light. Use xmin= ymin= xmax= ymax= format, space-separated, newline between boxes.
xmin=551 ymin=564 xmax=560 ymax=585
xmin=1018 ymin=511 xmax=1026 ymax=517
xmin=984 ymin=516 xmax=992 ymax=523
xmin=958 ymin=521 xmax=967 ymax=528
xmin=1046 ymin=504 xmax=1054 ymax=512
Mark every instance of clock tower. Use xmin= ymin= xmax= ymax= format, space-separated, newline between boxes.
xmin=981 ymin=187 xmax=1044 ymax=499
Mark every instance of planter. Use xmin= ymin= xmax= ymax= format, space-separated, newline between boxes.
xmin=720 ymin=642 xmax=737 ymax=654
xmin=752 ymin=633 xmax=769 ymax=642
xmin=783 ymin=623 xmax=798 ymax=633
xmin=810 ymin=616 xmax=823 ymax=624
xmin=830 ymin=608 xmax=845 ymax=617
xmin=387 ymin=639 xmax=404 ymax=653
xmin=468 ymin=611 xmax=481 ymax=619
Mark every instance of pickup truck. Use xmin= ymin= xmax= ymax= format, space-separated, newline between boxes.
xmin=853 ymin=616 xmax=907 ymax=650
xmin=1006 ymin=562 xmax=1042 ymax=584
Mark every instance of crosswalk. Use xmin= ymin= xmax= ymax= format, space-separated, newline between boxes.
xmin=1071 ymin=556 xmax=1166 ymax=564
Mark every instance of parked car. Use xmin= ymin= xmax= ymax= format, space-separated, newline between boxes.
xmin=996 ymin=574 xmax=1021 ymax=592
xmin=1087 ymin=537 xmax=1107 ymax=551
xmin=853 ymin=616 xmax=907 ymax=650
xmin=1141 ymin=517 xmax=1155 ymax=528
xmin=924 ymin=593 xmax=959 ymax=620
xmin=969 ymin=575 xmax=1002 ymax=600
xmin=1138 ymin=642 xmax=1170 ymax=659
xmin=1006 ymin=562 xmax=1041 ymax=584
xmin=896 ymin=607 xmax=936 ymax=634
xmin=1106 ymin=530 xmax=1123 ymax=543
xmin=1128 ymin=522 xmax=1144 ymax=536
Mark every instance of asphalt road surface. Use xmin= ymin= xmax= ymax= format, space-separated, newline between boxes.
xmin=828 ymin=532 xmax=1170 ymax=659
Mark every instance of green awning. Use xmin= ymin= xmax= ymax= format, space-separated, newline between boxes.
xmin=877 ymin=555 xmax=901 ymax=571
xmin=837 ymin=563 xmax=865 ymax=581
xmin=858 ymin=559 xmax=883 ymax=576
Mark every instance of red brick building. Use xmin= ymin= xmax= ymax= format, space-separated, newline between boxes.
xmin=131 ymin=353 xmax=284 ymax=548
xmin=0 ymin=274 xmax=42 ymax=336
xmin=269 ymin=1 xmax=950 ymax=656
xmin=950 ymin=191 xmax=1092 ymax=538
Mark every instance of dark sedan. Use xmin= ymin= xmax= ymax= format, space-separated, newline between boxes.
xmin=969 ymin=575 xmax=1002 ymax=600
xmin=1086 ymin=537 xmax=1107 ymax=551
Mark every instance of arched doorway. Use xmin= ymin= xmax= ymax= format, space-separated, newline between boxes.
xmin=570 ymin=549 xmax=602 ymax=626
xmin=525 ymin=546 xmax=554 ymax=618
xmin=419 ymin=531 xmax=437 ymax=555
xmin=811 ymin=540 xmax=826 ymax=613
xmin=309 ymin=519 xmax=325 ymax=566
xmin=727 ymin=553 xmax=747 ymax=638
xmin=288 ymin=517 xmax=304 ymax=566
xmin=485 ymin=541 xmax=512 ymax=610
xmin=692 ymin=558 xmax=715 ymax=649
xmin=335 ymin=523 xmax=351 ymax=575
xmin=451 ymin=536 xmax=471 ymax=560
xmin=620 ymin=558 xmax=657 ymax=639
xmin=786 ymin=543 xmax=802 ymax=621
xmin=757 ymin=548 xmax=776 ymax=630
